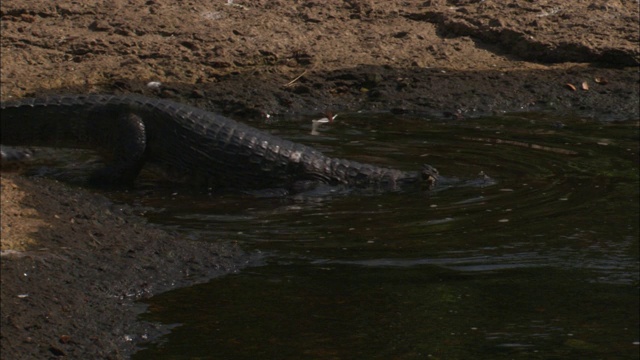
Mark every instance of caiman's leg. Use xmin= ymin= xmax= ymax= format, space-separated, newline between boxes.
xmin=88 ymin=112 xmax=147 ymax=186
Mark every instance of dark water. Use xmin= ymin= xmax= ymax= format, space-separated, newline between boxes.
xmin=128 ymin=113 xmax=638 ymax=359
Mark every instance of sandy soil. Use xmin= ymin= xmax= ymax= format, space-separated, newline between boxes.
xmin=1 ymin=0 xmax=638 ymax=358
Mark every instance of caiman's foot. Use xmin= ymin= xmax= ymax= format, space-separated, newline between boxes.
xmin=0 ymin=146 xmax=34 ymax=171
xmin=0 ymin=146 xmax=33 ymax=162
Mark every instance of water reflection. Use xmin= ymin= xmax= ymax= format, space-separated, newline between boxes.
xmin=131 ymin=113 xmax=638 ymax=359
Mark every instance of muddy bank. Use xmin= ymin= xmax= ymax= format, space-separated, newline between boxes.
xmin=1 ymin=174 xmax=254 ymax=359
xmin=117 ymin=64 xmax=638 ymax=121
xmin=1 ymin=0 xmax=638 ymax=119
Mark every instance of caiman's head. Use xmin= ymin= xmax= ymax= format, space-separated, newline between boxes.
xmin=421 ymin=164 xmax=439 ymax=190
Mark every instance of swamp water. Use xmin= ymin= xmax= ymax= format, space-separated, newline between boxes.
xmin=125 ymin=113 xmax=638 ymax=359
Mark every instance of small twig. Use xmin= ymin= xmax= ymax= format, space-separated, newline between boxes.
xmin=225 ymin=0 xmax=248 ymax=10
xmin=284 ymin=69 xmax=308 ymax=87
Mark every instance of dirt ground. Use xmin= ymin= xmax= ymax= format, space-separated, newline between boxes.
xmin=1 ymin=0 xmax=638 ymax=358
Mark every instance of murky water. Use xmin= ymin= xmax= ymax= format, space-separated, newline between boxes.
xmin=127 ymin=113 xmax=638 ymax=359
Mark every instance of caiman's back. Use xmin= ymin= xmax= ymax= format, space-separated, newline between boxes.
xmin=1 ymin=94 xmax=437 ymax=189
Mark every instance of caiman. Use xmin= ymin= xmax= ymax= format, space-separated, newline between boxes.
xmin=0 ymin=94 xmax=438 ymax=190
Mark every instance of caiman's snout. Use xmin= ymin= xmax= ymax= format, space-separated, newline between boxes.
xmin=421 ymin=164 xmax=439 ymax=190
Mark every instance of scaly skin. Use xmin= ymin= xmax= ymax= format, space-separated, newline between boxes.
xmin=1 ymin=94 xmax=438 ymax=189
